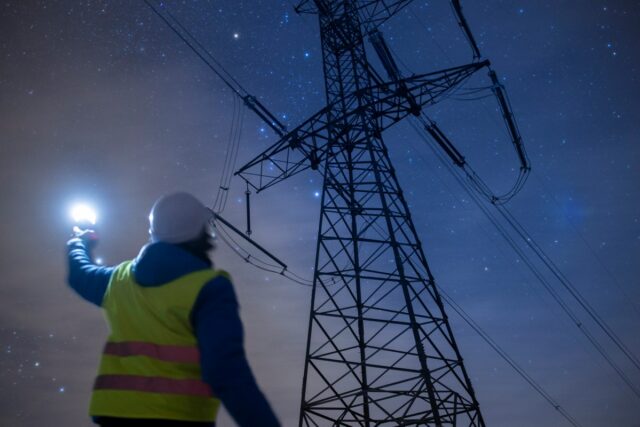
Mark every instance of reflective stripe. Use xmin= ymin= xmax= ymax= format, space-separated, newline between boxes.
xmin=104 ymin=341 xmax=200 ymax=364
xmin=94 ymin=374 xmax=213 ymax=397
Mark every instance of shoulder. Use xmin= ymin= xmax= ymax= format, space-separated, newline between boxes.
xmin=213 ymin=269 xmax=232 ymax=280
xmin=192 ymin=271 xmax=238 ymax=311
xmin=190 ymin=272 xmax=239 ymax=326
xmin=199 ymin=272 xmax=235 ymax=301
xmin=109 ymin=260 xmax=135 ymax=281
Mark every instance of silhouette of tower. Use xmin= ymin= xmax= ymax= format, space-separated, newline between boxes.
xmin=237 ymin=1 xmax=489 ymax=425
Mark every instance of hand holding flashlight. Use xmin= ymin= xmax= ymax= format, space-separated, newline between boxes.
xmin=70 ymin=204 xmax=99 ymax=247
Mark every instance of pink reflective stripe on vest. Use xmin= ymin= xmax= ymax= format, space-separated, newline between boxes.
xmin=94 ymin=375 xmax=213 ymax=397
xmin=104 ymin=341 xmax=200 ymax=364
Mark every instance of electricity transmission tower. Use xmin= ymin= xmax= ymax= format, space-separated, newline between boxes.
xmin=234 ymin=1 xmax=515 ymax=425
xmin=145 ymin=0 xmax=639 ymax=425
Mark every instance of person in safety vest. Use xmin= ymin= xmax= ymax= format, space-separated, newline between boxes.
xmin=66 ymin=192 xmax=281 ymax=427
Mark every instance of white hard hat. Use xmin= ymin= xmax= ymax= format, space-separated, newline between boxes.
xmin=149 ymin=192 xmax=211 ymax=244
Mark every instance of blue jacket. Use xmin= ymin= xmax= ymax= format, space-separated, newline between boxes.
xmin=67 ymin=238 xmax=280 ymax=427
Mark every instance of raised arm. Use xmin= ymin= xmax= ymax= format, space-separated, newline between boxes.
xmin=66 ymin=238 xmax=114 ymax=306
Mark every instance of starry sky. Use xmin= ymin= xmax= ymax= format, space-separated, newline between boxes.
xmin=1 ymin=1 xmax=639 ymax=426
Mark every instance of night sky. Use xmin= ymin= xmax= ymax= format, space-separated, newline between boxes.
xmin=1 ymin=1 xmax=639 ymax=426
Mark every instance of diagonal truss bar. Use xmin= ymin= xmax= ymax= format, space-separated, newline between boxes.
xmin=295 ymin=0 xmax=414 ymax=32
xmin=236 ymin=61 xmax=488 ymax=192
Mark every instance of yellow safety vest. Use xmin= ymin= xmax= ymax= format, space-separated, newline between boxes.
xmin=90 ymin=261 xmax=225 ymax=422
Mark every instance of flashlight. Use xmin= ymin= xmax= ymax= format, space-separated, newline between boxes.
xmin=71 ymin=204 xmax=97 ymax=226
xmin=70 ymin=203 xmax=99 ymax=242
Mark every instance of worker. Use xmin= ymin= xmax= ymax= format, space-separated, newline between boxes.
xmin=66 ymin=192 xmax=280 ymax=427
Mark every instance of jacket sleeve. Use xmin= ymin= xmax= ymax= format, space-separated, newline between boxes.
xmin=192 ymin=276 xmax=280 ymax=427
xmin=66 ymin=238 xmax=114 ymax=306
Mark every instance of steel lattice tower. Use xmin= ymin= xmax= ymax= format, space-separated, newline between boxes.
xmin=235 ymin=1 xmax=496 ymax=425
xmin=297 ymin=2 xmax=482 ymax=425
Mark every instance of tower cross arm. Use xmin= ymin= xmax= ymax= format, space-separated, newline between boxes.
xmin=234 ymin=105 xmax=332 ymax=193
xmin=370 ymin=60 xmax=489 ymax=125
xmin=235 ymin=60 xmax=488 ymax=192
xmin=357 ymin=0 xmax=416 ymax=29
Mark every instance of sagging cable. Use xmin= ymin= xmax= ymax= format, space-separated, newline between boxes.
xmin=209 ymin=209 xmax=286 ymax=270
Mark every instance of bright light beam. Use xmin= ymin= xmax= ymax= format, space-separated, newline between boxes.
xmin=70 ymin=204 xmax=97 ymax=225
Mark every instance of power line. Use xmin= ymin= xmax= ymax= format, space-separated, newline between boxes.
xmin=409 ymin=119 xmax=640 ymax=398
xmin=144 ymin=0 xmax=245 ymax=98
xmin=213 ymin=215 xmax=313 ymax=287
xmin=213 ymin=96 xmax=245 ymax=214
xmin=496 ymin=204 xmax=640 ymax=371
xmin=388 ymin=7 xmax=640 ymax=391
xmin=144 ymin=0 xmax=288 ymax=137
xmin=439 ymin=289 xmax=583 ymax=427
xmin=413 ymin=110 xmax=640 ymax=374
xmin=531 ymin=171 xmax=640 ymax=320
